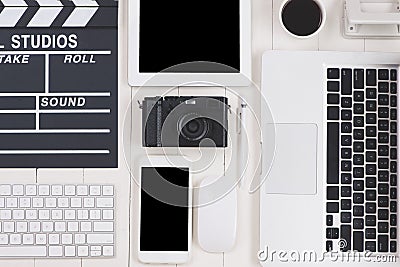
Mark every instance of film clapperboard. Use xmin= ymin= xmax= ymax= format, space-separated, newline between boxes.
xmin=0 ymin=0 xmax=118 ymax=168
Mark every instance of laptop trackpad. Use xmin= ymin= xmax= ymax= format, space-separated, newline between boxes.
xmin=265 ymin=123 xmax=317 ymax=195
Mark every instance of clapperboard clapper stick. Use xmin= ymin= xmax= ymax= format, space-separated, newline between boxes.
xmin=0 ymin=0 xmax=118 ymax=168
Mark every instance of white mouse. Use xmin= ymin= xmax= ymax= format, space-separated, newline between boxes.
xmin=197 ymin=176 xmax=237 ymax=253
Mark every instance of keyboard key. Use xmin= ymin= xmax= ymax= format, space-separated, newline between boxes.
xmin=366 ymin=88 xmax=377 ymax=99
xmin=366 ymin=190 xmax=377 ymax=201
xmin=378 ymin=120 xmax=389 ymax=131
xmin=341 ymin=69 xmax=352 ymax=95
xmin=379 ymin=196 xmax=389 ymax=207
xmin=340 ymin=225 xmax=351 ymax=251
xmin=365 ymin=228 xmax=376 ymax=239
xmin=341 ymin=212 xmax=351 ymax=223
xmin=354 ymin=69 xmax=364 ymax=89
xmin=366 ymin=139 xmax=376 ymax=150
xmin=391 ymin=188 xmax=397 ymax=199
xmin=366 ymin=126 xmax=377 ymax=137
xmin=353 ymin=180 xmax=364 ymax=191
xmin=366 ymin=215 xmax=376 ymax=226
xmin=353 ymin=231 xmax=363 ymax=251
xmin=365 ymin=241 xmax=376 ymax=252
xmin=366 ymin=113 xmax=376 ymax=124
xmin=390 ymin=241 xmax=397 ymax=253
xmin=327 ymin=94 xmax=339 ymax=104
xmin=353 ymin=167 xmax=364 ymax=178
xmin=341 ymin=173 xmax=351 ymax=184
xmin=341 ymin=110 xmax=352 ymax=120
xmin=366 ymin=100 xmax=377 ymax=111
xmin=341 ymin=161 xmax=351 ymax=171
xmin=379 ymin=184 xmax=389 ymax=195
xmin=378 ymin=209 xmax=389 ymax=220
xmin=341 ymin=123 xmax=352 ymax=133
xmin=328 ymin=68 xmax=340 ymax=79
xmin=341 ymin=186 xmax=351 ymax=197
xmin=354 ymin=91 xmax=364 ymax=102
xmin=354 ymin=116 xmax=364 ymax=127
xmin=391 ymin=201 xmax=397 ymax=212
xmin=341 ymin=97 xmax=352 ymax=108
xmin=379 ymin=94 xmax=389 ymax=105
xmin=327 ymin=123 xmax=339 ymax=184
xmin=378 ymin=171 xmax=389 ymax=181
xmin=341 ymin=199 xmax=351 ymax=210
xmin=390 ymin=227 xmax=397 ymax=239
xmin=366 ymin=178 xmax=376 ymax=188
xmin=391 ymin=82 xmax=397 ymax=93
xmin=353 ymin=129 xmax=364 ymax=140
xmin=353 ymin=205 xmax=364 ymax=216
xmin=328 ymin=81 xmax=340 ymax=92
xmin=326 ymin=202 xmax=339 ymax=213
xmin=379 ymin=69 xmax=389 ymax=80
xmin=390 ymin=214 xmax=397 ymax=226
xmin=367 ymin=69 xmax=377 ymax=86
xmin=353 ymin=142 xmax=364 ymax=153
xmin=353 ymin=193 xmax=364 ymax=204
xmin=378 ymin=235 xmax=389 ymax=252
xmin=390 ymin=174 xmax=397 ymax=186
xmin=366 ymin=202 xmax=376 ymax=213
xmin=354 ymin=218 xmax=364 ymax=229
xmin=391 ymin=69 xmax=397 ymax=81
xmin=378 ymin=222 xmax=389 ymax=233
xmin=379 ymin=82 xmax=389 ymax=93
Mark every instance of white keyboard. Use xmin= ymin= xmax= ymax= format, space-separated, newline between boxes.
xmin=0 ymin=184 xmax=114 ymax=258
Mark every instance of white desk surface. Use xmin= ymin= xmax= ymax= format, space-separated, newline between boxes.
xmin=4 ymin=0 xmax=400 ymax=266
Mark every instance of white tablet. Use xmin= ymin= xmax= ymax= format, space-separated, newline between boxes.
xmin=128 ymin=0 xmax=251 ymax=87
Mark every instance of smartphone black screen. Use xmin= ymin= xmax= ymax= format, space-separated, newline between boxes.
xmin=139 ymin=0 xmax=240 ymax=73
xmin=140 ymin=167 xmax=189 ymax=251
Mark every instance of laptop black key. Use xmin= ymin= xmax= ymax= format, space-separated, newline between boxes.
xmin=367 ymin=69 xmax=377 ymax=86
xmin=326 ymin=67 xmax=398 ymax=253
xmin=378 ymin=235 xmax=389 ymax=252
xmin=366 ymin=88 xmax=377 ymax=99
xmin=378 ymin=222 xmax=389 ymax=233
xmin=366 ymin=190 xmax=377 ymax=201
xmin=365 ymin=241 xmax=376 ymax=252
xmin=379 ymin=82 xmax=389 ymax=93
xmin=379 ymin=69 xmax=389 ymax=80
xmin=391 ymin=69 xmax=397 ymax=81
xmin=342 ymin=136 xmax=352 ymax=146
xmin=391 ymin=82 xmax=397 ymax=94
xmin=366 ymin=215 xmax=376 ymax=227
xmin=341 ymin=212 xmax=351 ymax=223
xmin=378 ymin=209 xmax=389 ymax=220
xmin=366 ymin=228 xmax=376 ymax=239
xmin=390 ymin=228 xmax=397 ymax=239
xmin=354 ymin=69 xmax=364 ymax=89
xmin=341 ymin=69 xmax=352 ymax=95
xmin=340 ymin=225 xmax=351 ymax=251
xmin=327 ymin=94 xmax=340 ymax=104
xmin=354 ymin=218 xmax=364 ymax=229
xmin=327 ymin=215 xmax=333 ymax=226
xmin=328 ymin=68 xmax=340 ymax=79
xmin=390 ymin=241 xmax=397 ymax=252
xmin=353 ymin=231 xmax=364 ymax=251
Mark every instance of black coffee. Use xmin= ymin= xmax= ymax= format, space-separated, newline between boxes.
xmin=281 ymin=0 xmax=322 ymax=37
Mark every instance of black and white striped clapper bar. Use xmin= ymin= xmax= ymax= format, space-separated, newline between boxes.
xmin=0 ymin=0 xmax=119 ymax=168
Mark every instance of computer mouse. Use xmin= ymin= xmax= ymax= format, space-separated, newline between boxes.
xmin=197 ymin=176 xmax=237 ymax=253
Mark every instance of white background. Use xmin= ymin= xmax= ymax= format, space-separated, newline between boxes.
xmin=4 ymin=0 xmax=400 ymax=266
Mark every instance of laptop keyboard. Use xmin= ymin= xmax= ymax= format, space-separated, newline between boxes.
xmin=326 ymin=67 xmax=398 ymax=253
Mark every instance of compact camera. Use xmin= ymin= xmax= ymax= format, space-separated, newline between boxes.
xmin=142 ymin=96 xmax=228 ymax=147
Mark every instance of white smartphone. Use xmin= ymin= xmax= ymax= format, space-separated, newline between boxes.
xmin=138 ymin=157 xmax=192 ymax=264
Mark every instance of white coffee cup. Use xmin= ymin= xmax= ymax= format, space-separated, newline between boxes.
xmin=279 ymin=0 xmax=326 ymax=39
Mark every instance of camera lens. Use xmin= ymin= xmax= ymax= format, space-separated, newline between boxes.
xmin=179 ymin=114 xmax=209 ymax=142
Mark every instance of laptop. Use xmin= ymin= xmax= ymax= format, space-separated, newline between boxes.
xmin=260 ymin=51 xmax=399 ymax=266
